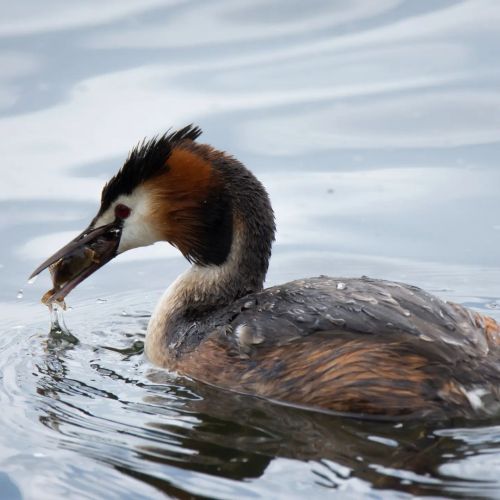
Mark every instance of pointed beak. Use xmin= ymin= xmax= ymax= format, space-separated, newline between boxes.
xmin=30 ymin=220 xmax=122 ymax=304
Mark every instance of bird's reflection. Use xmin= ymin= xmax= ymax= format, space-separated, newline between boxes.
xmin=134 ymin=370 xmax=489 ymax=496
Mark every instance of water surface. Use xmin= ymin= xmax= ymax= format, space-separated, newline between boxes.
xmin=1 ymin=1 xmax=500 ymax=498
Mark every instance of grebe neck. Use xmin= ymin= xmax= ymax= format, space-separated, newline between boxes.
xmin=146 ymin=152 xmax=275 ymax=366
xmin=146 ymin=223 xmax=263 ymax=366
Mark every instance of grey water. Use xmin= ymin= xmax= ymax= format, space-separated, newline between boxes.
xmin=1 ymin=1 xmax=500 ymax=498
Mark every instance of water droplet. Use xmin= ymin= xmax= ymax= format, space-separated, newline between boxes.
xmin=442 ymin=336 xmax=462 ymax=347
xmin=352 ymin=293 xmax=378 ymax=305
xmin=419 ymin=334 xmax=433 ymax=342
xmin=27 ymin=275 xmax=38 ymax=285
xmin=336 ymin=282 xmax=346 ymax=290
xmin=367 ymin=435 xmax=398 ymax=447
xmin=16 ymin=289 xmax=23 ymax=299
xmin=325 ymin=314 xmax=346 ymax=326
xmin=97 ymin=298 xmax=107 ymax=304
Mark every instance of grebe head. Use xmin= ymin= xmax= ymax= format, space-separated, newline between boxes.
xmin=31 ymin=125 xmax=275 ymax=304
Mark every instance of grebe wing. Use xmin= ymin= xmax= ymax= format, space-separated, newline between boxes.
xmin=216 ymin=276 xmax=497 ymax=360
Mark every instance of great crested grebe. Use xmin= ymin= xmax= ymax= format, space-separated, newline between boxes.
xmin=32 ymin=125 xmax=500 ymax=419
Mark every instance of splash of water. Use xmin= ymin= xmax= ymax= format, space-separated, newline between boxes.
xmin=49 ymin=302 xmax=69 ymax=334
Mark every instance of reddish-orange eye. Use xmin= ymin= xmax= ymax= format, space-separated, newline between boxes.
xmin=115 ymin=203 xmax=131 ymax=219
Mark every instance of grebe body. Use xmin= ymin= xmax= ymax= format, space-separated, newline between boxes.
xmin=32 ymin=125 xmax=500 ymax=419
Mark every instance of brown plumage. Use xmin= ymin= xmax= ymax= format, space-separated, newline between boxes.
xmin=146 ymin=146 xmax=227 ymax=263
xmin=163 ymin=277 xmax=500 ymax=420
xmin=32 ymin=125 xmax=500 ymax=420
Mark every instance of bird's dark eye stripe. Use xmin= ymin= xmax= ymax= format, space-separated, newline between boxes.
xmin=115 ymin=203 xmax=131 ymax=219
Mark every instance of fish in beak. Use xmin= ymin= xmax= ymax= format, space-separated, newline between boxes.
xmin=30 ymin=220 xmax=123 ymax=308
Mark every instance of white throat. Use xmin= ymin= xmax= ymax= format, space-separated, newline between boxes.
xmin=145 ymin=231 xmax=245 ymax=367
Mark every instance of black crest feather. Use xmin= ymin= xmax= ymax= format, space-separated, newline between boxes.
xmin=99 ymin=124 xmax=202 ymax=214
